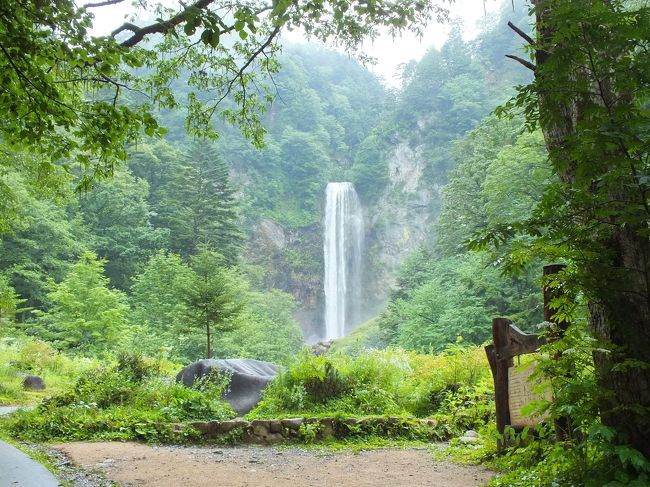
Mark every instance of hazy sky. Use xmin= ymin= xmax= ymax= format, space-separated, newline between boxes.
xmin=289 ymin=0 xmax=503 ymax=86
xmin=92 ymin=0 xmax=503 ymax=87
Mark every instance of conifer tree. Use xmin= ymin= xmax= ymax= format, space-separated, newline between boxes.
xmin=182 ymin=247 xmax=247 ymax=359
xmin=162 ymin=143 xmax=243 ymax=263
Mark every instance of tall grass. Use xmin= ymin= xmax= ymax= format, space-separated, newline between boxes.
xmin=0 ymin=338 xmax=96 ymax=405
xmin=4 ymin=352 xmax=235 ymax=442
xmin=248 ymin=344 xmax=494 ymax=433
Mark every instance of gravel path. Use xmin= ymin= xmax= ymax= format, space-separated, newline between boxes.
xmin=55 ymin=441 xmax=495 ymax=487
xmin=0 ymin=405 xmax=21 ymax=415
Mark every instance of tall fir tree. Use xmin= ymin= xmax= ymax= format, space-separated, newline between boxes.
xmin=162 ymin=143 xmax=243 ymax=263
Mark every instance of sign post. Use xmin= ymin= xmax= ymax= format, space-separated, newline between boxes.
xmin=485 ymin=318 xmax=545 ymax=447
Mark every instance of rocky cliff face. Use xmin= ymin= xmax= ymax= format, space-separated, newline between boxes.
xmin=245 ymin=219 xmax=324 ymax=342
xmin=363 ymin=142 xmax=441 ymax=315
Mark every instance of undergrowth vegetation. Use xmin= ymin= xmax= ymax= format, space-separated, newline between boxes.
xmin=3 ymin=352 xmax=235 ymax=443
xmin=0 ymin=337 xmax=95 ymax=405
xmin=1 ymin=343 xmax=495 ymax=444
xmin=437 ymin=323 xmax=650 ymax=486
xmin=484 ymin=324 xmax=650 ymax=486
xmin=248 ymin=344 xmax=494 ymax=436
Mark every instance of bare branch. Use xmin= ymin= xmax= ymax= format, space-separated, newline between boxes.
xmin=214 ymin=25 xmax=281 ymax=108
xmin=507 ymin=21 xmax=534 ymax=46
xmin=111 ymin=22 xmax=141 ymax=38
xmin=235 ymin=26 xmax=281 ymax=83
xmin=111 ymin=0 xmax=273 ymax=48
xmin=506 ymin=54 xmax=536 ymax=71
xmin=112 ymin=84 xmax=120 ymax=106
xmin=83 ymin=0 xmax=126 ymax=8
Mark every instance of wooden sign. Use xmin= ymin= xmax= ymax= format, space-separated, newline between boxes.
xmin=485 ymin=318 xmax=545 ymax=437
xmin=508 ymin=363 xmax=551 ymax=428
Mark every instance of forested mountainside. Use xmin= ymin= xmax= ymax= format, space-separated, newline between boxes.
xmin=3 ymin=0 xmax=650 ymax=483
xmin=1 ymin=0 xmax=538 ymax=353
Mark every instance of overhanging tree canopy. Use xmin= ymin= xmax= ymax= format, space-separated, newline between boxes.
xmin=0 ymin=0 xmax=447 ymax=188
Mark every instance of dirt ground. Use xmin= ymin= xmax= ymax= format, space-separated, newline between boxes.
xmin=55 ymin=441 xmax=495 ymax=487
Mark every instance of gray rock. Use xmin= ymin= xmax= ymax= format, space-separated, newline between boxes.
xmin=215 ymin=419 xmax=250 ymax=433
xmin=268 ymin=421 xmax=283 ymax=434
xmin=311 ymin=340 xmax=333 ymax=356
xmin=257 ymin=219 xmax=286 ymax=250
xmin=458 ymin=436 xmax=480 ymax=444
xmin=190 ymin=421 xmax=215 ymax=436
xmin=320 ymin=418 xmax=335 ymax=439
xmin=459 ymin=430 xmax=481 ymax=444
xmin=280 ymin=418 xmax=303 ymax=430
xmin=21 ymin=374 xmax=45 ymax=390
xmin=176 ymin=359 xmax=279 ymax=415
xmin=251 ymin=420 xmax=270 ymax=437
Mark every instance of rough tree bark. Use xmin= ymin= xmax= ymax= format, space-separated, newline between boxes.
xmin=528 ymin=0 xmax=650 ymax=457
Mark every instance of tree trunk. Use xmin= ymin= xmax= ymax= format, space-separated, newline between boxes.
xmin=531 ymin=0 xmax=650 ymax=457
xmin=206 ymin=320 xmax=212 ymax=359
xmin=589 ymin=227 xmax=650 ymax=457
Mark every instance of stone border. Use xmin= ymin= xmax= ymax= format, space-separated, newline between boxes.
xmin=178 ymin=416 xmax=446 ymax=444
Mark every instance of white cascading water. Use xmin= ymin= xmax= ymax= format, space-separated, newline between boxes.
xmin=323 ymin=182 xmax=364 ymax=340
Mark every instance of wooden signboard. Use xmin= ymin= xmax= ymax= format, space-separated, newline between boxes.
xmin=485 ymin=318 xmax=545 ymax=437
xmin=508 ymin=362 xmax=551 ymax=428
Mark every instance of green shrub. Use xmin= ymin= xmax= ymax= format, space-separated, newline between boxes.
xmin=115 ymin=351 xmax=159 ymax=382
xmin=484 ymin=424 xmax=650 ymax=487
xmin=433 ymin=325 xmax=650 ymax=487
xmin=13 ymin=340 xmax=66 ymax=374
xmin=299 ymin=421 xmax=322 ymax=443
xmin=4 ymin=353 xmax=235 ymax=443
xmin=248 ymin=345 xmax=494 ymax=434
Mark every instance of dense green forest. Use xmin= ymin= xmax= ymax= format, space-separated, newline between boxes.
xmin=1 ymin=0 xmax=650 ymax=485
xmin=1 ymin=0 xmax=539 ymax=356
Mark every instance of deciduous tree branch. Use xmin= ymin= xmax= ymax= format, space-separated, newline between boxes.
xmin=507 ymin=21 xmax=534 ymax=45
xmin=114 ymin=0 xmax=218 ymax=47
xmin=83 ymin=0 xmax=126 ymax=8
xmin=111 ymin=0 xmax=274 ymax=48
xmin=505 ymin=54 xmax=536 ymax=71
xmin=214 ymin=24 xmax=281 ymax=108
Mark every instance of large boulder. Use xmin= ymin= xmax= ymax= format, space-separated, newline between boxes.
xmin=21 ymin=374 xmax=46 ymax=390
xmin=176 ymin=359 xmax=279 ymax=415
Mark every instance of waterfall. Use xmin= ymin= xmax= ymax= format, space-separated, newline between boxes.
xmin=323 ymin=182 xmax=364 ymax=340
